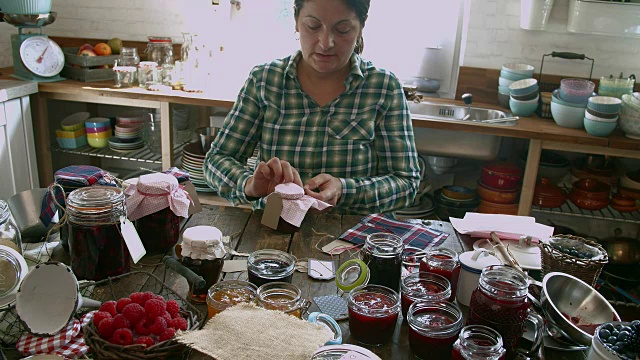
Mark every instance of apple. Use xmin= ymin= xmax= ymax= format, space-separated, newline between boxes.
xmin=79 ymin=49 xmax=97 ymax=57
xmin=78 ymin=44 xmax=95 ymax=55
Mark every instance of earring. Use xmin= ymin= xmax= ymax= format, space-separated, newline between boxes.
xmin=294 ymin=31 xmax=300 ymax=41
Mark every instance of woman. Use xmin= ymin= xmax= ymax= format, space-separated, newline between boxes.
xmin=204 ymin=0 xmax=420 ymax=214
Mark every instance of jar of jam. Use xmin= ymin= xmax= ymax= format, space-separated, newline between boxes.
xmin=312 ymin=344 xmax=381 ymax=359
xmin=407 ymin=301 xmax=463 ymax=360
xmin=452 ymin=325 xmax=506 ymax=360
xmin=466 ymin=265 xmax=544 ymax=359
xmin=206 ymin=280 xmax=257 ymax=319
xmin=247 ymin=249 xmax=295 ymax=287
xmin=420 ymin=248 xmax=460 ymax=301
xmin=181 ymin=226 xmax=227 ymax=304
xmin=347 ymin=284 xmax=400 ymax=346
xmin=401 ymin=272 xmax=451 ymax=319
xmin=256 ymin=282 xmax=308 ymax=319
xmin=361 ymin=233 xmax=403 ymax=292
xmin=66 ymin=186 xmax=130 ymax=281
xmin=0 ymin=200 xmax=21 ymax=255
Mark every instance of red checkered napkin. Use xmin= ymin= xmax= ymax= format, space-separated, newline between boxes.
xmin=17 ymin=319 xmax=81 ymax=355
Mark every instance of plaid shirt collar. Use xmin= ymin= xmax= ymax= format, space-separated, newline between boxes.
xmin=285 ymin=50 xmax=365 ymax=91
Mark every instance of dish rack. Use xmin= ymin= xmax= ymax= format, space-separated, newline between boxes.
xmin=536 ymin=51 xmax=595 ymax=119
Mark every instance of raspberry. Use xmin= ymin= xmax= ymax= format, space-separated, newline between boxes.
xmin=122 ymin=303 xmax=146 ymax=324
xmin=168 ymin=317 xmax=188 ymax=331
xmin=129 ymin=292 xmax=145 ymax=306
xmin=116 ymin=298 xmax=133 ymax=313
xmin=111 ymin=328 xmax=134 ymax=346
xmin=99 ymin=301 xmax=118 ymax=317
xmin=134 ymin=336 xmax=155 ymax=347
xmin=112 ymin=314 xmax=131 ymax=330
xmin=150 ymin=317 xmax=167 ymax=336
xmin=162 ymin=311 xmax=172 ymax=323
xmin=92 ymin=311 xmax=112 ymax=328
xmin=159 ymin=327 xmax=176 ymax=342
xmin=145 ymin=299 xmax=166 ymax=319
xmin=140 ymin=292 xmax=156 ymax=304
xmin=153 ymin=295 xmax=165 ymax=301
xmin=134 ymin=317 xmax=153 ymax=336
xmin=98 ymin=318 xmax=116 ymax=339
xmin=165 ymin=300 xmax=180 ymax=317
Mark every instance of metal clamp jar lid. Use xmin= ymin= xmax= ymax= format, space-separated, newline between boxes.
xmin=335 ymin=259 xmax=369 ymax=292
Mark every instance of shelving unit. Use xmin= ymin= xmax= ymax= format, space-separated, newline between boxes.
xmin=51 ymin=141 xmax=189 ymax=165
xmin=531 ymin=202 xmax=640 ymax=224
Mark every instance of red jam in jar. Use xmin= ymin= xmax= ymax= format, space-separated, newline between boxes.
xmin=407 ymin=301 xmax=463 ymax=360
xmin=400 ymin=272 xmax=451 ymax=319
xmin=420 ymin=248 xmax=460 ymax=301
xmin=247 ymin=249 xmax=295 ymax=287
xmin=347 ymin=285 xmax=400 ymax=345
xmin=135 ymin=207 xmax=180 ymax=254
xmin=452 ymin=325 xmax=507 ymax=360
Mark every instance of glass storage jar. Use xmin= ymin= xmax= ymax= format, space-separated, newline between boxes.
xmin=0 ymin=200 xmax=22 ymax=254
xmin=401 ymin=272 xmax=451 ymax=319
xmin=420 ymin=248 xmax=460 ymax=301
xmin=452 ymin=325 xmax=506 ymax=360
xmin=256 ymin=282 xmax=307 ymax=319
xmin=181 ymin=226 xmax=226 ymax=304
xmin=206 ymin=280 xmax=257 ymax=319
xmin=138 ymin=61 xmax=158 ymax=88
xmin=361 ymin=233 xmax=403 ymax=292
xmin=347 ymin=284 xmax=400 ymax=345
xmin=119 ymin=47 xmax=140 ymax=67
xmin=408 ymin=301 xmax=463 ymax=360
xmin=247 ymin=249 xmax=296 ymax=287
xmin=146 ymin=36 xmax=173 ymax=66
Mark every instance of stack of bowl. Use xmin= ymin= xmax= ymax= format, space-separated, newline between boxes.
xmin=584 ymin=96 xmax=621 ymax=137
xmin=532 ymin=177 xmax=567 ymax=208
xmin=568 ymin=178 xmax=610 ymax=211
xmin=617 ymin=171 xmax=640 ymax=210
xmin=598 ymin=76 xmax=635 ymax=99
xmin=433 ymin=186 xmax=479 ymax=220
xmin=110 ymin=112 xmax=145 ymax=152
xmin=619 ymin=93 xmax=640 ymax=139
xmin=550 ymin=79 xmax=596 ymax=129
xmin=85 ymin=118 xmax=112 ymax=149
xmin=55 ymin=112 xmax=90 ymax=149
xmin=476 ymin=162 xmax=522 ymax=215
xmin=518 ymin=149 xmax=571 ymax=184
xmin=498 ymin=63 xmax=535 ymax=109
xmin=509 ymin=78 xmax=539 ymax=116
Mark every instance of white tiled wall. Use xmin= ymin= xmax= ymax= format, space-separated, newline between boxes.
xmin=463 ymin=0 xmax=640 ymax=79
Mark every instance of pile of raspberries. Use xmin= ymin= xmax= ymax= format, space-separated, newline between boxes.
xmin=93 ymin=292 xmax=188 ymax=347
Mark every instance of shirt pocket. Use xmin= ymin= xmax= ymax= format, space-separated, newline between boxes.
xmin=327 ymin=115 xmax=375 ymax=142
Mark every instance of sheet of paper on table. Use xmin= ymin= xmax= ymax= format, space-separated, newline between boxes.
xmin=449 ymin=212 xmax=554 ymax=242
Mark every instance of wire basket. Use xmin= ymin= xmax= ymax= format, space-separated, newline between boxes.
xmin=81 ymin=271 xmax=206 ymax=360
xmin=539 ymin=234 xmax=608 ymax=287
xmin=0 ymin=304 xmax=26 ymax=346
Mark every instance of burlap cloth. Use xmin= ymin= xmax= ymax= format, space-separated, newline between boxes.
xmin=177 ymin=303 xmax=333 ymax=359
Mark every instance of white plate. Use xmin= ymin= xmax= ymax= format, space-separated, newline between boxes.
xmin=0 ymin=245 xmax=28 ymax=309
xmin=473 ymin=238 xmax=542 ymax=270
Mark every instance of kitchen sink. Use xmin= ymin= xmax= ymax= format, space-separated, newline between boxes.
xmin=409 ymin=101 xmax=510 ymax=161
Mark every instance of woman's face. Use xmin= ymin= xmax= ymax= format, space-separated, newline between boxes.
xmin=295 ymin=0 xmax=362 ymax=75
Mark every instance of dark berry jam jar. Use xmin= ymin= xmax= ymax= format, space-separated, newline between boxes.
xmin=206 ymin=280 xmax=257 ymax=319
xmin=420 ymin=248 xmax=460 ymax=302
xmin=181 ymin=226 xmax=227 ymax=304
xmin=247 ymin=249 xmax=295 ymax=287
xmin=135 ymin=207 xmax=180 ymax=254
xmin=400 ymin=272 xmax=451 ymax=319
xmin=347 ymin=284 xmax=400 ymax=345
xmin=452 ymin=325 xmax=506 ymax=360
xmin=407 ymin=301 xmax=463 ymax=360
xmin=361 ymin=233 xmax=403 ymax=292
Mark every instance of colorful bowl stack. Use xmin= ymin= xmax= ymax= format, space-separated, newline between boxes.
xmin=109 ymin=112 xmax=145 ymax=152
xmin=498 ymin=63 xmax=535 ymax=110
xmin=476 ymin=162 xmax=523 ymax=215
xmin=584 ymin=96 xmax=621 ymax=137
xmin=619 ymin=93 xmax=640 ymax=140
xmin=550 ymin=79 xmax=596 ymax=129
xmin=509 ymin=78 xmax=539 ymax=117
xmin=85 ymin=117 xmax=112 ymax=149
xmin=56 ymin=112 xmax=90 ymax=149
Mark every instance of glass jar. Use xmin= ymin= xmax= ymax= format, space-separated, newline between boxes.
xmin=312 ymin=345 xmax=380 ymax=359
xmin=408 ymin=301 xmax=463 ymax=360
xmin=138 ymin=61 xmax=158 ymax=88
xmin=181 ymin=33 xmax=192 ymax=62
xmin=247 ymin=249 xmax=295 ymax=287
xmin=113 ymin=62 xmax=136 ymax=88
xmin=206 ymin=280 xmax=257 ymax=319
xmin=361 ymin=233 xmax=403 ymax=292
xmin=452 ymin=325 xmax=506 ymax=360
xmin=401 ymin=272 xmax=451 ymax=319
xmin=146 ymin=36 xmax=173 ymax=66
xmin=66 ymin=186 xmax=130 ymax=281
xmin=0 ymin=200 xmax=21 ymax=255
xmin=347 ymin=284 xmax=400 ymax=346
xmin=181 ymin=226 xmax=226 ymax=304
xmin=420 ymin=248 xmax=460 ymax=301
xmin=257 ymin=282 xmax=307 ymax=319
xmin=135 ymin=207 xmax=180 ymax=255
xmin=119 ymin=47 xmax=140 ymax=67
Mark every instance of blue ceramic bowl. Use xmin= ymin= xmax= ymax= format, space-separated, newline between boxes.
xmin=500 ymin=69 xmax=530 ymax=82
xmin=550 ymin=101 xmax=586 ymax=129
xmin=584 ymin=117 xmax=617 ymax=137
xmin=552 ymin=89 xmax=591 ymax=108
xmin=587 ymin=96 xmax=622 ymax=114
xmin=498 ymin=85 xmax=511 ymax=94
xmin=56 ymin=136 xmax=88 ymax=149
xmin=85 ymin=117 xmax=112 ymax=129
xmin=509 ymin=79 xmax=538 ymax=96
xmin=510 ymin=98 xmax=538 ymax=117
xmin=619 ymin=113 xmax=640 ymax=139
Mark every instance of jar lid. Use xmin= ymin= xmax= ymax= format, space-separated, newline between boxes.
xmin=459 ymin=249 xmax=501 ymax=274
xmin=335 ymin=259 xmax=369 ymax=292
xmin=312 ymin=344 xmax=381 ymax=359
xmin=307 ymin=312 xmax=342 ymax=345
xmin=182 ymin=226 xmax=226 ymax=259
xmin=67 ymin=186 xmax=124 ymax=211
xmin=148 ymin=36 xmax=172 ymax=43
xmin=0 ymin=245 xmax=28 ymax=309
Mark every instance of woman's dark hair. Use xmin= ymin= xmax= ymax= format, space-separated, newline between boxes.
xmin=294 ymin=0 xmax=370 ymax=54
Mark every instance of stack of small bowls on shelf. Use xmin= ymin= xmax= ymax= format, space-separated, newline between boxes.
xmin=550 ymin=78 xmax=595 ymax=129
xmin=584 ymin=95 xmax=621 ymax=137
xmin=476 ymin=162 xmax=523 ymax=215
xmin=617 ymin=170 xmax=640 ymax=212
xmin=598 ymin=76 xmax=635 ymax=99
xmin=568 ymin=178 xmax=611 ymax=211
xmin=509 ymin=78 xmax=539 ymax=116
xmin=55 ymin=112 xmax=90 ymax=149
xmin=619 ymin=93 xmax=640 ymax=140
xmin=85 ymin=117 xmax=112 ymax=149
xmin=432 ymin=185 xmax=479 ymax=220
xmin=532 ymin=177 xmax=567 ymax=209
xmin=498 ymin=63 xmax=535 ymax=109
xmin=109 ymin=112 xmax=146 ymax=152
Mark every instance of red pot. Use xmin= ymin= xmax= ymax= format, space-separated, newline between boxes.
xmin=481 ymin=163 xmax=523 ymax=190
xmin=476 ymin=181 xmax=519 ymax=204
xmin=532 ymin=178 xmax=567 ymax=208
xmin=569 ymin=178 xmax=610 ymax=210
xmin=477 ymin=199 xmax=518 ymax=215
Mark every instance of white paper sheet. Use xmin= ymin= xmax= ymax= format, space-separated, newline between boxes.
xmin=449 ymin=212 xmax=554 ymax=241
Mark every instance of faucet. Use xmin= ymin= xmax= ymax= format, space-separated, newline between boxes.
xmin=461 ymin=93 xmax=472 ymax=121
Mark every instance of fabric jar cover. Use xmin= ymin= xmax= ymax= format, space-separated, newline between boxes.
xmin=125 ymin=173 xmax=190 ymax=221
xmin=181 ymin=225 xmax=226 ymax=260
xmin=17 ymin=311 xmax=93 ymax=358
xmin=273 ymin=183 xmax=331 ymax=227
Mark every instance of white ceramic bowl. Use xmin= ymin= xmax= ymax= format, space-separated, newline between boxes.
xmin=619 ymin=113 xmax=640 ymax=139
xmin=502 ymin=63 xmax=535 ymax=77
xmin=509 ymin=78 xmax=539 ymax=96
xmin=584 ymin=110 xmax=617 ymax=123
xmin=550 ymin=100 xmax=586 ymax=129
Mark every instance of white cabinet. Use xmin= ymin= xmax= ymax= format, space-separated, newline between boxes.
xmin=0 ymin=80 xmax=39 ymax=200
xmin=568 ymin=0 xmax=640 ymax=38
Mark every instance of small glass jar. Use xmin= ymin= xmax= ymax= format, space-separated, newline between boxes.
xmin=138 ymin=61 xmax=158 ymax=88
xmin=247 ymin=249 xmax=295 ymax=287
xmin=146 ymin=36 xmax=174 ymax=66
xmin=135 ymin=207 xmax=180 ymax=255
xmin=408 ymin=301 xmax=463 ymax=360
xmin=0 ymin=200 xmax=21 ymax=255
xmin=420 ymin=248 xmax=460 ymax=301
xmin=113 ymin=62 xmax=136 ymax=88
xmin=452 ymin=325 xmax=506 ymax=360
xmin=206 ymin=280 xmax=257 ymax=319
xmin=347 ymin=284 xmax=400 ymax=346
xmin=401 ymin=272 xmax=451 ymax=319
xmin=361 ymin=233 xmax=404 ymax=292
xmin=181 ymin=226 xmax=226 ymax=304
xmin=119 ymin=47 xmax=140 ymax=67
xmin=257 ymin=282 xmax=307 ymax=319
xmin=312 ymin=345 xmax=380 ymax=359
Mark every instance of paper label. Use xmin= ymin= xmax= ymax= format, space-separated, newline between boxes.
xmin=120 ymin=216 xmax=146 ymax=263
xmin=308 ymin=259 xmax=335 ymax=280
xmin=183 ymin=181 xmax=202 ymax=216
xmin=261 ymin=192 xmax=283 ymax=230
xmin=321 ymin=239 xmax=353 ymax=255
xmin=222 ymin=259 xmax=247 ymax=273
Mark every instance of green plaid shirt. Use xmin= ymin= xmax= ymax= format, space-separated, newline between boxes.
xmin=204 ymin=51 xmax=420 ymax=214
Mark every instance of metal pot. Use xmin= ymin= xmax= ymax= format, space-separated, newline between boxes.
xmin=599 ymin=236 xmax=640 ymax=264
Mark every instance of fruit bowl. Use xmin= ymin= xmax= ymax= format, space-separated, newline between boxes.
xmin=589 ymin=321 xmax=639 ymax=360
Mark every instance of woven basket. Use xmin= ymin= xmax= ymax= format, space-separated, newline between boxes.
xmin=539 ymin=234 xmax=608 ymax=287
xmin=81 ymin=271 xmax=205 ymax=360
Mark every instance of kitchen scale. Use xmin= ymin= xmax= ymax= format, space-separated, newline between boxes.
xmin=3 ymin=12 xmax=65 ymax=82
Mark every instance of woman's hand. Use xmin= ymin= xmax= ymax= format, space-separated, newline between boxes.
xmin=304 ymin=173 xmax=342 ymax=206
xmin=245 ymin=157 xmax=303 ymax=198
